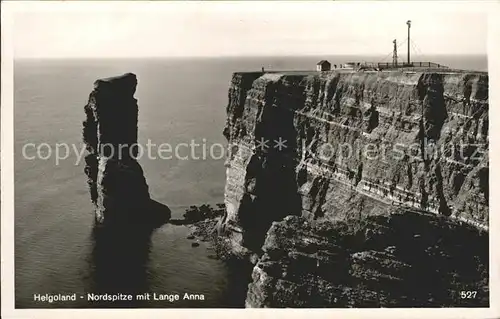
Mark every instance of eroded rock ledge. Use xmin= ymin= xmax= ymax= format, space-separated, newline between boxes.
xmin=218 ymin=70 xmax=489 ymax=307
xmin=246 ymin=211 xmax=488 ymax=307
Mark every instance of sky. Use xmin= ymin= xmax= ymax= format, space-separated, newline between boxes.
xmin=9 ymin=1 xmax=490 ymax=58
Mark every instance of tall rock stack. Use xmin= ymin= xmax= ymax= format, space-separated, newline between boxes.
xmin=83 ymin=73 xmax=153 ymax=226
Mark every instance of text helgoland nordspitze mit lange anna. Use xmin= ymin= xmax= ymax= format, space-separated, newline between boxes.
xmin=33 ymin=292 xmax=206 ymax=303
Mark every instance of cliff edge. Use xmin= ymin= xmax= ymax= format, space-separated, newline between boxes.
xmin=218 ymin=69 xmax=489 ymax=307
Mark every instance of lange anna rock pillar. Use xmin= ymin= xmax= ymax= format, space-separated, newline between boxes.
xmin=83 ymin=73 xmax=151 ymax=225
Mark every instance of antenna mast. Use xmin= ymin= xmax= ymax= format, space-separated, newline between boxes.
xmin=406 ymin=20 xmax=412 ymax=65
xmin=392 ymin=39 xmax=398 ymax=66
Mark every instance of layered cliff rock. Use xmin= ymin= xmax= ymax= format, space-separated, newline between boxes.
xmin=218 ymin=70 xmax=489 ymax=306
xmin=83 ymin=73 xmax=169 ymax=226
xmin=246 ymin=211 xmax=488 ymax=307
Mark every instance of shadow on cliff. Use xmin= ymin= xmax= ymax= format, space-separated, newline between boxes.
xmin=87 ymin=199 xmax=171 ymax=308
xmin=236 ymin=77 xmax=305 ymax=254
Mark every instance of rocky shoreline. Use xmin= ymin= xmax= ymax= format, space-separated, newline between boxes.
xmin=177 ymin=204 xmax=243 ymax=260
xmin=182 ymin=204 xmax=489 ymax=307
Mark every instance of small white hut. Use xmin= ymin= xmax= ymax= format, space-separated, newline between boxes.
xmin=316 ymin=60 xmax=331 ymax=71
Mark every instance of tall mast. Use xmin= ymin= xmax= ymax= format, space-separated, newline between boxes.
xmin=392 ymin=39 xmax=398 ymax=66
xmin=406 ymin=20 xmax=412 ymax=65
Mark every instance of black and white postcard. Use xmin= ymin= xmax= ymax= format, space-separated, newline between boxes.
xmin=1 ymin=1 xmax=499 ymax=318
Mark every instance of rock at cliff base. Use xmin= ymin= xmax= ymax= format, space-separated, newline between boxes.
xmin=245 ymin=212 xmax=488 ymax=308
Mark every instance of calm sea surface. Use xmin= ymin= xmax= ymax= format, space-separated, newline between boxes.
xmin=14 ymin=55 xmax=487 ymax=308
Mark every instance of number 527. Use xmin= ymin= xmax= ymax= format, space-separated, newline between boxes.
xmin=460 ymin=291 xmax=477 ymax=299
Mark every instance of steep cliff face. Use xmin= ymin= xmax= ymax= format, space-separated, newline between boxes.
xmin=218 ymin=70 xmax=489 ymax=306
xmin=246 ymin=211 xmax=488 ymax=307
xmin=83 ymin=73 xmax=169 ymax=226
xmin=220 ymin=70 xmax=488 ymax=253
